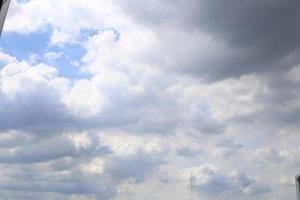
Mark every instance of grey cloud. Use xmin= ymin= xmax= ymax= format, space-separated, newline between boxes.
xmin=117 ymin=0 xmax=300 ymax=80
xmin=193 ymin=166 xmax=271 ymax=196
xmin=227 ymin=69 xmax=300 ymax=129
xmin=0 ymin=179 xmax=114 ymax=199
xmin=255 ymin=148 xmax=287 ymax=164
xmin=48 ymin=157 xmax=76 ymax=171
xmin=216 ymin=139 xmax=243 ymax=150
xmin=189 ymin=116 xmax=225 ymax=135
xmin=0 ymin=150 xmax=165 ymax=199
xmin=215 ymin=139 xmax=244 ymax=157
xmin=0 ymin=130 xmax=36 ymax=148
xmin=0 ymin=136 xmax=77 ymax=163
xmin=0 ymin=86 xmax=75 ymax=136
xmin=176 ymin=146 xmax=203 ymax=157
xmin=0 ymin=159 xmax=115 ymax=199
xmin=106 ymin=152 xmax=165 ymax=182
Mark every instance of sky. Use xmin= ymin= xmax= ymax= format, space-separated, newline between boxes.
xmin=0 ymin=0 xmax=300 ymax=199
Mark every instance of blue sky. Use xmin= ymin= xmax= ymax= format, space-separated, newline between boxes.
xmin=1 ymin=27 xmax=90 ymax=79
xmin=0 ymin=0 xmax=300 ymax=200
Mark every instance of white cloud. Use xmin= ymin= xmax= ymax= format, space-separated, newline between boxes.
xmin=99 ymin=132 xmax=166 ymax=155
xmin=69 ymin=132 xmax=92 ymax=151
xmin=62 ymin=79 xmax=107 ymax=118
xmin=44 ymin=51 xmax=63 ymax=61
xmin=81 ymin=157 xmax=105 ymax=175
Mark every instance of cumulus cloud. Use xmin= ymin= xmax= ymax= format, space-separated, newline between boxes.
xmin=0 ymin=0 xmax=300 ymax=200
xmin=0 ymin=61 xmax=73 ymax=135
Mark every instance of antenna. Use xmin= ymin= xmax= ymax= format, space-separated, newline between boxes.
xmin=296 ymin=174 xmax=300 ymax=200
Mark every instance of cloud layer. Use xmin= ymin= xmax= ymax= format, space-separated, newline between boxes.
xmin=0 ymin=0 xmax=300 ymax=199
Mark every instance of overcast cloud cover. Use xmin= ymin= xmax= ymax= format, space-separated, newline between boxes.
xmin=0 ymin=0 xmax=300 ymax=199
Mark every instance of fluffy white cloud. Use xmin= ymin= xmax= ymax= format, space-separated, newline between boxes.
xmin=62 ymin=79 xmax=107 ymax=118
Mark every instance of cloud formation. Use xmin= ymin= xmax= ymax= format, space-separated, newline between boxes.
xmin=0 ymin=0 xmax=300 ymax=200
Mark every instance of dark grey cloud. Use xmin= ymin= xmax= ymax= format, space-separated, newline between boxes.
xmin=0 ymin=84 xmax=76 ymax=135
xmin=116 ymin=0 xmax=300 ymax=80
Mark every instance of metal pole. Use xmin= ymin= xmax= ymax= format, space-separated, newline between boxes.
xmin=0 ymin=0 xmax=10 ymax=36
xmin=296 ymin=174 xmax=300 ymax=200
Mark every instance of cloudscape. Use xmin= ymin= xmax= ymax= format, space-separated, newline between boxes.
xmin=1 ymin=0 xmax=300 ymax=199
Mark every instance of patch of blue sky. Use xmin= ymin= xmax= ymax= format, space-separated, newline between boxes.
xmin=0 ymin=27 xmax=52 ymax=62
xmin=76 ymin=27 xmax=121 ymax=48
xmin=79 ymin=28 xmax=99 ymax=41
xmin=16 ymin=0 xmax=29 ymax=3
xmin=0 ymin=27 xmax=93 ymax=80
xmin=80 ymin=27 xmax=120 ymax=41
xmin=45 ymin=28 xmax=102 ymax=79
xmin=42 ymin=42 xmax=91 ymax=80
